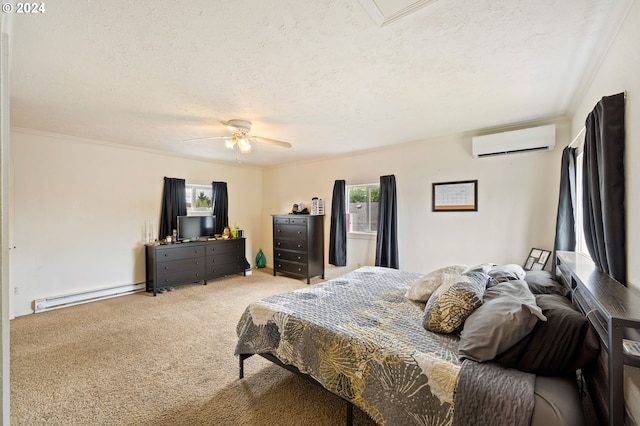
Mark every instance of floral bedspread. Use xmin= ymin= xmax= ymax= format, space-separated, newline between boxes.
xmin=235 ymin=266 xmax=461 ymax=425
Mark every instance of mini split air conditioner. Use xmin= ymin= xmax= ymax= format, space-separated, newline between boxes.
xmin=471 ymin=124 xmax=556 ymax=158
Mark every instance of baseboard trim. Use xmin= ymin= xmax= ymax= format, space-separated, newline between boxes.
xmin=33 ymin=282 xmax=145 ymax=313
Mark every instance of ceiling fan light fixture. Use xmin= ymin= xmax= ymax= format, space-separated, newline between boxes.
xmin=225 ymin=119 xmax=252 ymax=134
xmin=183 ymin=118 xmax=290 ymax=160
xmin=238 ymin=138 xmax=252 ymax=153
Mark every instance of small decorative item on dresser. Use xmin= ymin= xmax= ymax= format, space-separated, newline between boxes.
xmin=311 ymin=197 xmax=325 ymax=215
xmin=223 ymin=226 xmax=232 ymax=239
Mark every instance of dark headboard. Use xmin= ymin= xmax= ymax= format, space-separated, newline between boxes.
xmin=555 ymin=251 xmax=640 ymax=426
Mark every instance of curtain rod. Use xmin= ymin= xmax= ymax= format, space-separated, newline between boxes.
xmin=568 ymin=90 xmax=627 ymax=148
xmin=568 ymin=126 xmax=585 ymax=148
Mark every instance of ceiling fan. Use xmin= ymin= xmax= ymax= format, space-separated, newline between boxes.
xmin=184 ymin=119 xmax=292 ymax=156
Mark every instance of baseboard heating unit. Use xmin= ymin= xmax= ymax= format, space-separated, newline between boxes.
xmin=33 ymin=282 xmax=145 ymax=313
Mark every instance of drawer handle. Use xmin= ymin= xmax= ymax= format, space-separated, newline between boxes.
xmin=297 ymin=244 xmax=302 ymax=248
xmin=297 ymin=256 xmax=301 ymax=260
xmin=277 ymin=253 xmax=281 ymax=257
xmin=297 ymin=268 xmax=302 ymax=272
xmin=277 ymin=242 xmax=282 ymax=246
xmin=297 ymin=231 xmax=302 ymax=234
xmin=277 ymin=229 xmax=282 ymax=233
xmin=164 ymin=266 xmax=169 ymax=270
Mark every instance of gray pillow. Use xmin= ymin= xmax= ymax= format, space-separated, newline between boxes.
xmin=459 ymin=279 xmax=546 ymax=362
xmin=495 ymin=294 xmax=600 ymax=375
xmin=524 ymin=270 xmax=569 ymax=296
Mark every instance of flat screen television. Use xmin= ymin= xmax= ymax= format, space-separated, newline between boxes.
xmin=177 ymin=215 xmax=216 ymax=241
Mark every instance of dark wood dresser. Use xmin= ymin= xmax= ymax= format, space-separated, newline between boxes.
xmin=146 ymin=238 xmax=247 ymax=296
xmin=272 ymin=215 xmax=324 ymax=284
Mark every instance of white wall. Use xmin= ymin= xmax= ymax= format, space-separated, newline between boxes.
xmin=568 ymin=2 xmax=640 ymax=423
xmin=11 ymin=129 xmax=262 ymax=317
xmin=262 ymin=120 xmax=568 ymax=278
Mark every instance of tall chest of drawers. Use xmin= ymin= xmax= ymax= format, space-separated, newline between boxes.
xmin=272 ymin=215 xmax=324 ymax=284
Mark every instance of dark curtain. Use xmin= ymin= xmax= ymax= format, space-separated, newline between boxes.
xmin=159 ymin=177 xmax=187 ymax=240
xmin=582 ymin=92 xmax=626 ymax=284
xmin=552 ymin=147 xmax=577 ymax=270
xmin=375 ymin=175 xmax=399 ymax=269
xmin=329 ymin=180 xmax=347 ymax=266
xmin=211 ymin=181 xmax=229 ymax=235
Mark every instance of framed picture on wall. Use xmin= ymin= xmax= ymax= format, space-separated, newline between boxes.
xmin=524 ymin=248 xmax=551 ymax=271
xmin=432 ymin=180 xmax=478 ymax=212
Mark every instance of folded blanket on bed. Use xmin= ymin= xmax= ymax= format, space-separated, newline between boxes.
xmin=453 ymin=360 xmax=535 ymax=426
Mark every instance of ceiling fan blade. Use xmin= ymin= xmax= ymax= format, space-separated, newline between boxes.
xmin=183 ymin=136 xmax=229 ymax=143
xmin=251 ymin=136 xmax=292 ymax=148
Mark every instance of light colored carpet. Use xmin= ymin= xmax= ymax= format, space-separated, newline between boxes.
xmin=10 ymin=269 xmax=377 ymax=426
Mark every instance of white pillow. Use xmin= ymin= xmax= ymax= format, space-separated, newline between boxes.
xmin=465 ymin=263 xmax=497 ymax=274
xmin=487 ymin=264 xmax=526 ymax=282
xmin=404 ymin=265 xmax=468 ymax=302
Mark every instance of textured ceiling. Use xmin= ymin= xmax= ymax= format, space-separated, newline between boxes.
xmin=8 ymin=0 xmax=625 ymax=166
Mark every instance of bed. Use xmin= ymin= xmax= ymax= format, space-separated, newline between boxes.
xmin=235 ymin=266 xmax=596 ymax=425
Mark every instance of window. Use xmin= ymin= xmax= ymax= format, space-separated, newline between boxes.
xmin=347 ymin=183 xmax=379 ymax=234
xmin=575 ymin=151 xmax=591 ymax=259
xmin=185 ymin=184 xmax=212 ymax=215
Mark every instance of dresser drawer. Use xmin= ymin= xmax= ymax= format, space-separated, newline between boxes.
xmin=207 ymin=262 xmax=246 ymax=278
xmin=275 ymin=260 xmax=308 ymax=276
xmin=273 ymin=217 xmax=290 ymax=225
xmin=156 ymin=267 xmax=205 ymax=287
xmin=156 ymin=244 xmax=204 ymax=262
xmin=274 ymin=249 xmax=307 ymax=263
xmin=274 ymin=238 xmax=307 ymax=251
xmin=157 ymin=257 xmax=204 ymax=276
xmin=288 ymin=217 xmax=308 ymax=226
xmin=274 ymin=224 xmax=306 ymax=239
xmin=206 ymin=240 xmax=245 ymax=255
xmin=207 ymin=252 xmax=244 ymax=265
